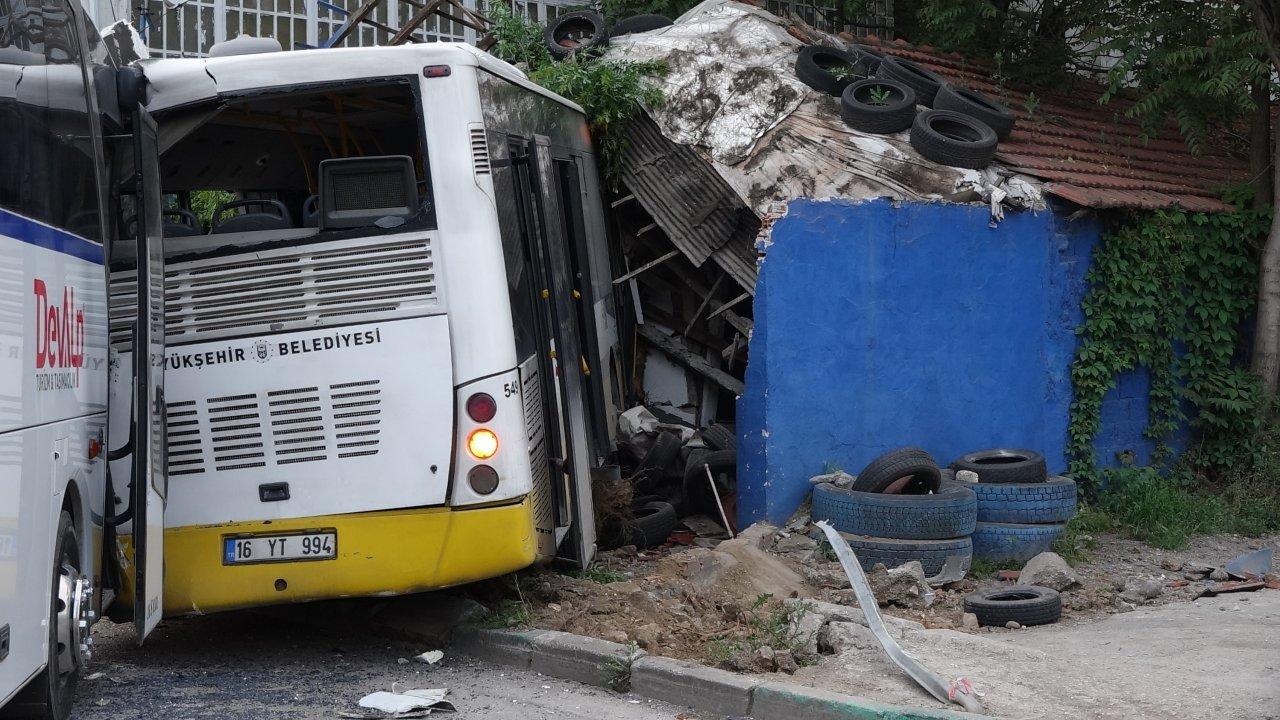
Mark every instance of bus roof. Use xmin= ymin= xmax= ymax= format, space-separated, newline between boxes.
xmin=139 ymin=43 xmax=586 ymax=116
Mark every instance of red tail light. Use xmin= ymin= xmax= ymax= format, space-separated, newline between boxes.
xmin=466 ymin=392 xmax=497 ymax=422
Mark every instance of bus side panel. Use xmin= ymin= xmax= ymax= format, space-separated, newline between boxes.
xmin=0 ymin=415 xmax=102 ymax=707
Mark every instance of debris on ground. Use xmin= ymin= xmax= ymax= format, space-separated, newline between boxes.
xmin=865 ymin=562 xmax=934 ymax=609
xmin=1018 ymin=552 xmax=1081 ymax=592
xmin=352 ymin=686 xmax=454 ymax=716
xmin=412 ymin=650 xmax=444 ymax=665
xmin=500 ymin=496 xmax=1277 ymax=670
xmin=816 ymin=521 xmax=983 ymax=714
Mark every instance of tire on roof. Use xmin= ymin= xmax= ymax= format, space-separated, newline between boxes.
xmin=875 ymin=54 xmax=946 ymax=107
xmin=795 ymin=45 xmax=867 ymax=96
xmin=840 ymin=77 xmax=917 ymax=134
xmin=909 ymin=109 xmax=998 ymax=169
xmin=545 ymin=11 xmax=609 ymax=59
xmin=934 ymin=83 xmax=1016 ymax=139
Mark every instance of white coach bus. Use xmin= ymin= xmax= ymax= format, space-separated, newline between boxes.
xmin=105 ymin=40 xmax=619 ymax=619
xmin=1 ymin=1 xmax=165 ymax=717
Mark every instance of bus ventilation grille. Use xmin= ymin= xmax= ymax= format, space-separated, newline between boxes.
xmin=165 ymin=380 xmax=381 ymax=476
xmin=110 ymin=236 xmax=438 ymax=347
xmin=470 ymin=127 xmax=491 ymax=176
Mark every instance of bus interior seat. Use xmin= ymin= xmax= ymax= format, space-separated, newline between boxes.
xmin=162 ymin=208 xmax=202 ymax=237
xmin=302 ymin=195 xmax=319 ymax=228
xmin=123 ymin=209 xmax=203 ymax=238
xmin=211 ymin=199 xmax=293 ymax=234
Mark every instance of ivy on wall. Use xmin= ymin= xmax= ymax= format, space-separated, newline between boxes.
xmin=1067 ymin=195 xmax=1271 ymax=489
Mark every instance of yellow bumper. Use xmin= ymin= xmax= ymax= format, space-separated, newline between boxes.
xmin=149 ymin=499 xmax=535 ymax=616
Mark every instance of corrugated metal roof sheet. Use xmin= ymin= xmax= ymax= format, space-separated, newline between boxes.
xmin=856 ymin=36 xmax=1250 ymax=212
xmin=620 ymin=113 xmax=761 ymax=293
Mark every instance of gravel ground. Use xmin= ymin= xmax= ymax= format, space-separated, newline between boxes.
xmin=71 ymin=610 xmax=683 ymax=720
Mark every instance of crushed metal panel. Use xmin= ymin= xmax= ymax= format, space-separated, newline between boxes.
xmin=620 ymin=113 xmax=761 ymax=281
xmin=710 ymin=94 xmax=984 ymax=214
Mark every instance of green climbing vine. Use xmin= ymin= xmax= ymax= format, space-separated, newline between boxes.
xmin=1067 ymin=192 xmax=1271 ymax=490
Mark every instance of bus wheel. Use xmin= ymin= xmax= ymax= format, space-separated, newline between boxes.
xmin=9 ymin=512 xmax=84 ymax=720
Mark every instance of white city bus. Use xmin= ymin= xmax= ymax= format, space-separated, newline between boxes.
xmin=105 ymin=40 xmax=619 ymax=619
xmin=1 ymin=1 xmax=164 ymax=717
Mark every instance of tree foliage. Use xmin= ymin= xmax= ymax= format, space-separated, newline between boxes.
xmin=908 ymin=0 xmax=1268 ymax=153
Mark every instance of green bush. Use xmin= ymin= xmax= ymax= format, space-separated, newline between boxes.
xmin=486 ymin=4 xmax=665 ymax=178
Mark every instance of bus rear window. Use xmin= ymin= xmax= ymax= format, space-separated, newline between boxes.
xmin=149 ymin=78 xmax=434 ymax=252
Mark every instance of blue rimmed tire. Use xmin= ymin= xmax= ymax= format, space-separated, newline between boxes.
xmin=834 ymin=533 xmax=972 ymax=577
xmin=971 ymin=521 xmax=1067 ymax=564
xmin=812 ymin=482 xmax=976 ymax=540
xmin=971 ymin=476 xmax=1077 ymax=524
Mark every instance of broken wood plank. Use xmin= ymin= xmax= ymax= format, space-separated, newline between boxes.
xmin=610 ymin=193 xmax=636 ymax=208
xmin=613 ymin=249 xmax=679 ymax=285
xmin=683 ymin=272 xmax=727 ymax=336
xmin=636 ymin=323 xmax=745 ymax=395
xmin=708 ymin=291 xmax=751 ymax=319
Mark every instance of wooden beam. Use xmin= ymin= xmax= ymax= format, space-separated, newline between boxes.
xmin=636 ymin=323 xmax=744 ymax=396
xmin=708 ymin=292 xmax=751 ymax=319
xmin=612 ymin=249 xmax=678 ymax=285
xmin=683 ymin=272 xmax=727 ymax=337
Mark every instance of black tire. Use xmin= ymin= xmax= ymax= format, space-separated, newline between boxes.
xmin=683 ymin=449 xmax=735 ymax=516
xmin=950 ymin=448 xmax=1047 ymax=484
xmin=812 ymin=482 xmax=976 ymax=540
xmin=852 ymin=447 xmax=940 ymax=494
xmin=835 ymin=533 xmax=972 ymax=577
xmin=875 ymin=55 xmax=946 ymax=106
xmin=9 ymin=511 xmax=81 ymax=720
xmin=795 ymin=45 xmax=867 ymax=96
xmin=544 ymin=11 xmax=609 ymax=59
xmin=610 ymin=13 xmax=671 ymax=36
xmin=633 ymin=431 xmax=681 ymax=491
xmin=851 ymin=44 xmax=886 ymax=74
xmin=971 ymin=521 xmax=1067 ymax=564
xmin=701 ymin=423 xmax=737 ymax=452
xmin=909 ymin=110 xmax=998 ymax=169
xmin=840 ymin=78 xmax=917 ymax=134
xmin=964 ymin=585 xmax=1062 ymax=627
xmin=626 ymin=501 xmax=678 ymax=548
xmin=934 ymin=83 xmax=1016 ymax=139
xmin=971 ymin=476 xmax=1077 ymax=523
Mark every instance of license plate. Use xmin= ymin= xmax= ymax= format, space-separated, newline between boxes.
xmin=223 ymin=531 xmax=336 ymax=565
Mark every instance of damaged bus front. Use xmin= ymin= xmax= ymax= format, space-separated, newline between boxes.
xmin=108 ymin=42 xmax=619 ymax=617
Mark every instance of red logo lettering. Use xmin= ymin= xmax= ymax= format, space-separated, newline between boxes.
xmin=33 ymin=278 xmax=86 ymax=377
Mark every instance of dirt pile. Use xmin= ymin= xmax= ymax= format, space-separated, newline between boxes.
xmin=508 ymin=517 xmax=1279 ymax=669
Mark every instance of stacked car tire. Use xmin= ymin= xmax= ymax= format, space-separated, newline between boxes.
xmin=951 ymin=449 xmax=1078 ymax=564
xmin=811 ymin=448 xmax=976 ymax=576
xmin=800 ymin=41 xmax=1017 ymax=170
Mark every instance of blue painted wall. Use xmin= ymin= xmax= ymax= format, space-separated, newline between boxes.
xmin=738 ymin=198 xmax=1163 ymax=525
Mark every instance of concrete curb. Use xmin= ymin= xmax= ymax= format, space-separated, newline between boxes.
xmin=451 ymin=627 xmax=989 ymax=719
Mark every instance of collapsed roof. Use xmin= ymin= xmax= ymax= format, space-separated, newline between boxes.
xmin=609 ymin=0 xmax=1249 ymax=223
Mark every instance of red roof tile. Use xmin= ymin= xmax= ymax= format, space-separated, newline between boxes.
xmin=851 ymin=37 xmax=1250 ymax=212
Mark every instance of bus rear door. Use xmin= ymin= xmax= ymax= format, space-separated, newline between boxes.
xmin=126 ymin=100 xmax=166 ymax=642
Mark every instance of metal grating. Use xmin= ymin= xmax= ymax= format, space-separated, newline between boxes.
xmin=521 ymin=361 xmax=552 ymax=532
xmin=110 ymin=235 xmax=440 ymax=348
xmin=331 ymin=379 xmax=383 ymax=458
xmin=162 ymin=380 xmax=383 ymax=474
xmin=470 ymin=126 xmax=492 ymax=176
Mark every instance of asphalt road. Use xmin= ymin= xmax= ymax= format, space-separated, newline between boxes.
xmin=70 ymin=609 xmax=685 ymax=720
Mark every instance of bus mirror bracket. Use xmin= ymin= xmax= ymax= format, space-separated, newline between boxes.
xmin=116 ymin=66 xmax=147 ymax=114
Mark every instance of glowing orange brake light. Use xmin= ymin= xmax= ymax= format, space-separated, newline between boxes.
xmin=467 ymin=429 xmax=498 ymax=460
